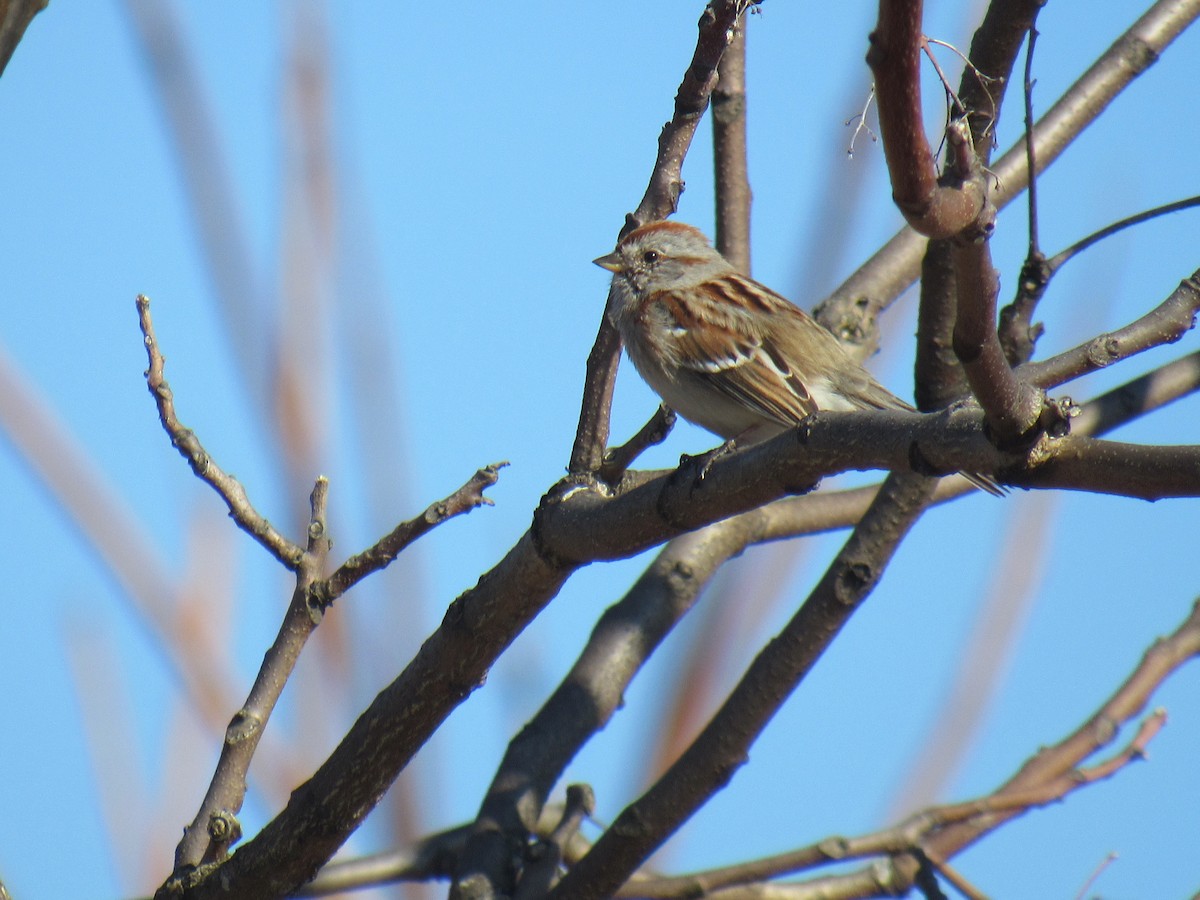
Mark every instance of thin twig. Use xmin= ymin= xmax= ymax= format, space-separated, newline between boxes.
xmin=1018 ymin=268 xmax=1200 ymax=390
xmin=923 ymin=598 xmax=1200 ymax=861
xmin=1021 ymin=20 xmax=1042 ymax=254
xmin=160 ymin=462 xmax=503 ymax=888
xmin=1072 ymin=851 xmax=1119 ymax=900
xmin=1047 ymin=195 xmax=1200 ymax=273
xmin=317 ymin=462 xmax=508 ymax=607
xmin=617 ymin=705 xmax=1169 ymax=898
xmin=137 ymin=295 xmax=302 ymax=569
xmin=845 ymin=85 xmax=878 ymax=157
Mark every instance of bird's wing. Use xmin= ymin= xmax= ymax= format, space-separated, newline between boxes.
xmin=658 ymin=289 xmax=819 ymax=427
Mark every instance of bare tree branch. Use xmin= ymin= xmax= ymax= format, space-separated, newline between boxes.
xmin=866 ymin=2 xmax=985 ymax=239
xmin=712 ymin=17 xmax=752 ymax=273
xmin=316 ymin=462 xmax=507 ymax=607
xmin=569 ymin=0 xmax=756 ymax=477
xmin=1019 ymin=268 xmax=1200 ymax=389
xmin=820 ymin=0 xmax=1200 ymax=345
xmin=452 ymin=520 xmax=762 ymax=895
xmin=0 ymin=0 xmax=46 ymax=77
xmin=914 ymin=0 xmax=1043 ymax=408
xmin=297 ymin=825 xmax=469 ymax=895
xmin=613 ymin=597 xmax=1190 ymax=900
xmin=547 ymin=474 xmax=938 ymax=900
xmin=951 ymin=227 xmax=1048 ymax=439
xmin=138 ymin=295 xmax=302 ymax=568
xmin=919 ymin=597 xmax=1200 ymax=869
xmin=867 ymin=1 xmax=1046 ymax=440
xmin=167 ymin=479 xmax=333 ymax=874
xmin=613 ymin=710 xmax=1164 ymax=899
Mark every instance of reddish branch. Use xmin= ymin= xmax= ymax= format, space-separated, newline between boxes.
xmin=950 ymin=218 xmax=1047 ymax=440
xmin=916 ymin=0 xmax=1041 ymax=408
xmin=866 ymin=2 xmax=985 ymax=239
xmin=869 ymin=2 xmax=1046 ymax=441
xmin=823 ymin=0 xmax=1199 ymax=352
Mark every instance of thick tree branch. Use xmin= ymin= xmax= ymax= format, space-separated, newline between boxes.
xmin=866 ymin=2 xmax=985 ymax=239
xmin=820 ymin=0 xmax=1199 ymax=344
xmin=951 ymin=228 xmax=1047 ymax=439
xmin=547 ymin=474 xmax=938 ymax=900
xmin=452 ymin=520 xmax=762 ymax=896
xmin=914 ymin=239 xmax=970 ymax=409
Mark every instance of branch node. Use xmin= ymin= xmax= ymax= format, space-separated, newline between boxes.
xmin=207 ymin=810 xmax=242 ymax=846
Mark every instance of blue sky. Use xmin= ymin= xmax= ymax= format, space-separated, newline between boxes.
xmin=0 ymin=2 xmax=1197 ymax=898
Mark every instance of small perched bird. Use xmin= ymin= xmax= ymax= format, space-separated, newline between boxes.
xmin=594 ymin=220 xmax=1001 ymax=495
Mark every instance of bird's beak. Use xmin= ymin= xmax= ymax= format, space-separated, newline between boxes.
xmin=593 ymin=252 xmax=624 ymax=273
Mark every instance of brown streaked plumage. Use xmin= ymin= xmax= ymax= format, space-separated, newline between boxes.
xmin=594 ymin=220 xmax=1003 ymax=496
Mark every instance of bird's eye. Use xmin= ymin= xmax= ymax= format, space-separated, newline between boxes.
xmin=642 ymin=250 xmax=660 ymax=264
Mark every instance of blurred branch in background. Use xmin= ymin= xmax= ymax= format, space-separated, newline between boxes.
xmin=123 ymin=0 xmax=272 ymax=419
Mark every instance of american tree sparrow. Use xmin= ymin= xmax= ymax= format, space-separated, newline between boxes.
xmin=594 ymin=220 xmax=1002 ymax=496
